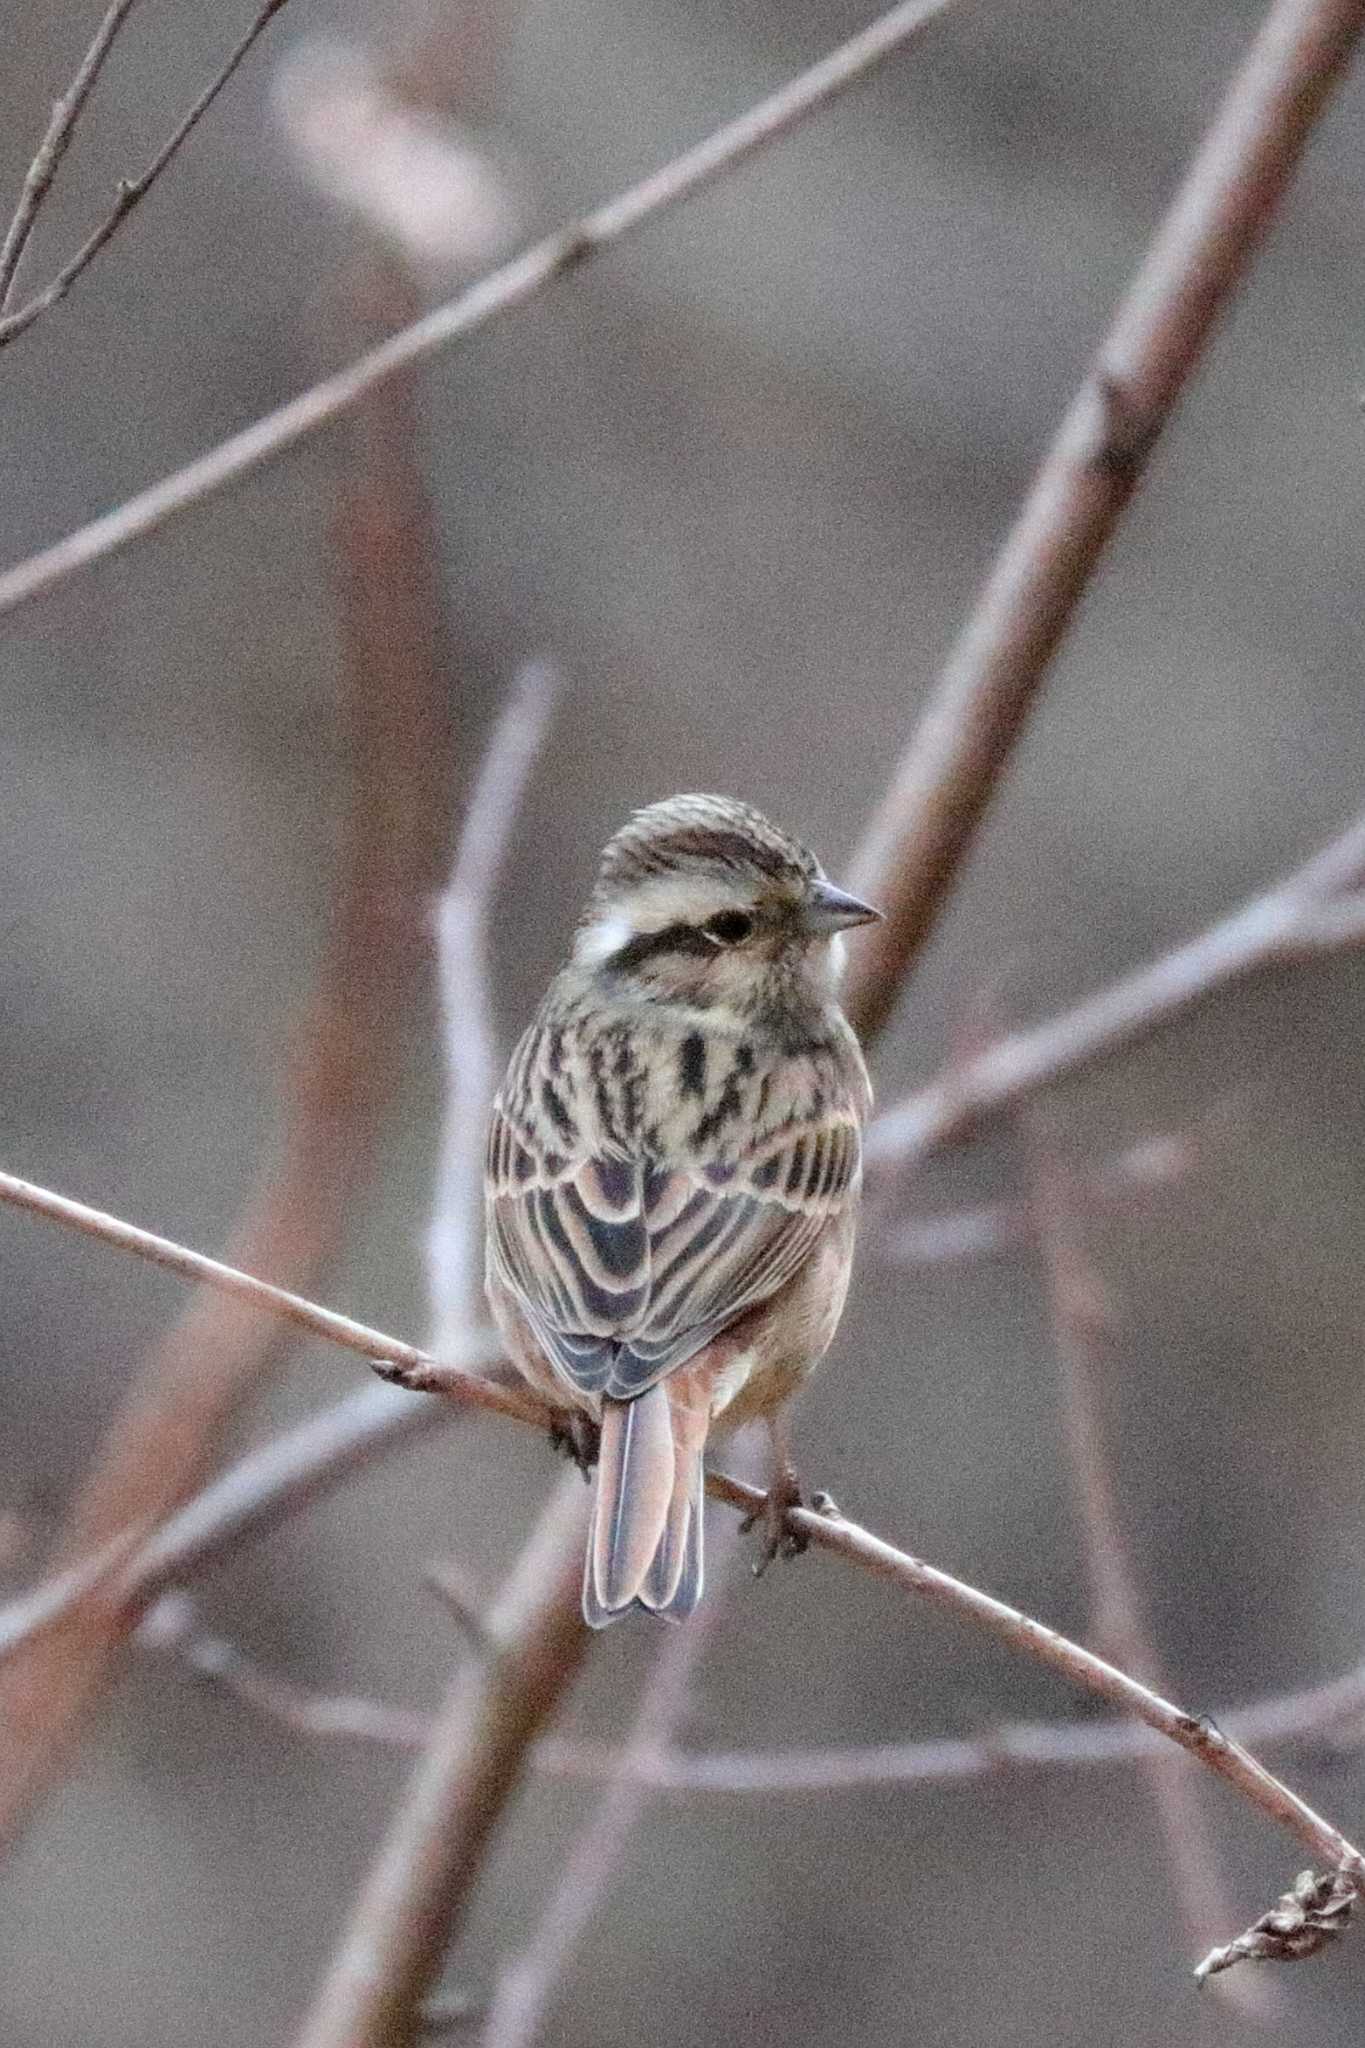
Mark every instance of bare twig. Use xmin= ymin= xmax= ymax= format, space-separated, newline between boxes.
xmin=424 ymin=1559 xmax=500 ymax=1660
xmin=127 ymin=1600 xmax=1365 ymax=1790
xmin=843 ymin=0 xmax=1365 ymax=1038
xmin=292 ymin=1475 xmax=594 ymax=2048
xmin=480 ymin=1518 xmax=742 ymax=2048
xmin=1022 ymin=1115 xmax=1264 ymax=2007
xmin=0 ymin=1169 xmax=541 ymax=1432
xmin=537 ymin=1652 xmax=1365 ymax=1788
xmin=139 ymin=1591 xmax=433 ymax=1747
xmin=0 ymin=0 xmax=962 ymax=620
xmin=866 ymin=808 xmax=1365 ymax=1167
xmin=705 ymin=1476 xmax=1365 ymax=1899
xmin=878 ymin=1128 xmax=1198 ymax=1266
xmin=0 ymin=0 xmax=143 ymax=307
xmin=0 ymin=0 xmax=294 ymax=347
xmin=428 ymin=661 xmax=560 ymax=1357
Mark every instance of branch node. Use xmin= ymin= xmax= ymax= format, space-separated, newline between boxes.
xmin=1090 ymin=372 xmax=1162 ymax=482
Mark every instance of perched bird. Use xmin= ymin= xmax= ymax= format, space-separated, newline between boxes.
xmin=484 ymin=794 xmax=878 ymax=1627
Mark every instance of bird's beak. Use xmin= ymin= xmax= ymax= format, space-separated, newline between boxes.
xmin=799 ymin=878 xmax=883 ymax=935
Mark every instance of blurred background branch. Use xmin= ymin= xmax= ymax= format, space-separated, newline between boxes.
xmin=844 ymin=0 xmax=1365 ymax=1038
xmin=867 ymin=805 xmax=1365 ymax=1168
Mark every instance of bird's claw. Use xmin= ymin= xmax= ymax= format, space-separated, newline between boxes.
xmin=548 ymin=1411 xmax=600 ymax=1479
xmin=745 ymin=1463 xmax=810 ymax=1576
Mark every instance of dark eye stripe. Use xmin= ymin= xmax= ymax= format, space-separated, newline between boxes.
xmin=605 ymin=924 xmax=717 ymax=972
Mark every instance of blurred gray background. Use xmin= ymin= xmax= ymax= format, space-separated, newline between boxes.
xmin=3 ymin=0 xmax=1365 ymax=2041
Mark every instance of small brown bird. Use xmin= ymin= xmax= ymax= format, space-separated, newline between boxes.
xmin=484 ymin=794 xmax=878 ymax=1626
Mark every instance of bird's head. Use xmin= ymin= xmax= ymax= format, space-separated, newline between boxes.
xmin=573 ymin=794 xmax=880 ymax=1019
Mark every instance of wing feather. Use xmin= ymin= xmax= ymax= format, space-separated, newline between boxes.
xmin=486 ymin=1009 xmax=864 ymax=1401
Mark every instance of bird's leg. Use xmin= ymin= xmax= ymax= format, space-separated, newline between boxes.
xmin=744 ymin=1413 xmax=809 ymax=1575
xmin=548 ymin=1408 xmax=600 ymax=1480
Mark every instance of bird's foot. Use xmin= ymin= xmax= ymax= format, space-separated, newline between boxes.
xmin=548 ymin=1410 xmax=600 ymax=1480
xmin=743 ymin=1459 xmax=810 ymax=1576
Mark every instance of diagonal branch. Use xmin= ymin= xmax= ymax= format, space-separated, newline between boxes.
xmin=0 ymin=0 xmax=963 ymax=620
xmin=0 ymin=0 xmax=295 ymax=348
xmin=0 ymin=1172 xmax=541 ymax=1432
xmin=706 ymin=1473 xmax=1365 ymax=1896
xmin=0 ymin=0 xmax=144 ymax=307
xmin=0 ymin=1166 xmax=1359 ymax=1957
xmin=866 ymin=807 xmax=1365 ymax=1168
xmin=842 ymin=0 xmax=1365 ymax=1039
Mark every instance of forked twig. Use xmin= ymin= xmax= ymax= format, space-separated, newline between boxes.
xmin=0 ymin=0 xmax=296 ymax=347
xmin=0 ymin=0 xmax=144 ymax=307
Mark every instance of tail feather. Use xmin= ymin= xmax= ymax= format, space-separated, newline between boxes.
xmin=589 ymin=1387 xmax=675 ymax=1621
xmin=639 ymin=1449 xmax=703 ymax=1618
xmin=584 ymin=1386 xmax=707 ymax=1627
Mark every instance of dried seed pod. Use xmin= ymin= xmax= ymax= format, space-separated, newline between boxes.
xmin=1194 ymin=1868 xmax=1358 ymax=1983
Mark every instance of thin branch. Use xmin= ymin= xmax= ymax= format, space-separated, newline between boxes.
xmin=0 ymin=1524 xmax=148 ymax=1657
xmin=424 ymin=1559 xmax=500 ymax=1661
xmin=706 ymin=1476 xmax=1365 ymax=1896
xmin=0 ymin=1172 xmax=542 ymax=1433
xmin=538 ymin=1652 xmax=1365 ymax=1788
xmin=128 ymin=1599 xmax=1365 ymax=1790
xmin=866 ymin=808 xmax=1365 ymax=1168
xmin=0 ymin=0 xmax=294 ymax=348
xmin=428 ymin=660 xmax=560 ymax=1357
xmin=842 ymin=0 xmax=1365 ymax=1039
xmin=1022 ymin=1115 xmax=1266 ymax=2009
xmin=139 ymin=1591 xmax=433 ymax=1747
xmin=0 ymin=0 xmax=962 ymax=620
xmin=878 ymin=1127 xmax=1198 ymax=1266
xmin=291 ymin=1475 xmax=594 ymax=2048
xmin=0 ymin=0 xmax=143 ymax=307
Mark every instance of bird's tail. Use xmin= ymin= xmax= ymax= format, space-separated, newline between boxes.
xmin=583 ymin=1382 xmax=707 ymax=1628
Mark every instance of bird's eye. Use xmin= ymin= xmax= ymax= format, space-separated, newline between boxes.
xmin=702 ymin=909 xmax=755 ymax=945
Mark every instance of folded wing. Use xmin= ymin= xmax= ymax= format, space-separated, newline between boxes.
xmin=486 ymin=1043 xmax=861 ymax=1402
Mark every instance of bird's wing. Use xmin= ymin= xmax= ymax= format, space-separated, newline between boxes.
xmin=485 ymin=1020 xmax=862 ymax=1401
